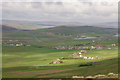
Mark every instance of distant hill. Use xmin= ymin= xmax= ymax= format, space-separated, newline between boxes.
xmin=2 ymin=19 xmax=55 ymax=30
xmin=35 ymin=25 xmax=117 ymax=37
xmin=2 ymin=25 xmax=117 ymax=46
xmin=2 ymin=25 xmax=18 ymax=32
xmin=2 ymin=19 xmax=117 ymax=30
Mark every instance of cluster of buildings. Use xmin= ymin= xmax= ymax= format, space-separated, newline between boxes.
xmin=72 ymin=50 xmax=98 ymax=60
xmin=83 ymin=56 xmax=98 ymax=60
xmin=54 ymin=46 xmax=103 ymax=50
xmin=49 ymin=57 xmax=64 ymax=64
xmin=48 ymin=49 xmax=99 ymax=65
xmin=73 ymin=50 xmax=87 ymax=56
xmin=2 ymin=39 xmax=31 ymax=47
xmin=54 ymin=43 xmax=118 ymax=50
xmin=111 ymin=44 xmax=118 ymax=46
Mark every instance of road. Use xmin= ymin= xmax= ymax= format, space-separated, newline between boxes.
xmin=31 ymin=33 xmax=41 ymax=42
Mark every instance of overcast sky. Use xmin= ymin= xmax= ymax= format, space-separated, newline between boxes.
xmin=1 ymin=0 xmax=119 ymax=24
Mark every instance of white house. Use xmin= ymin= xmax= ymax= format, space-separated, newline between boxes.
xmin=79 ymin=52 xmax=82 ymax=54
xmin=80 ymin=55 xmax=83 ymax=57
xmin=84 ymin=56 xmax=88 ymax=59
xmin=16 ymin=43 xmax=23 ymax=47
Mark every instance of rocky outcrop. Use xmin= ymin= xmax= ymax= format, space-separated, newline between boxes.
xmin=72 ymin=73 xmax=118 ymax=79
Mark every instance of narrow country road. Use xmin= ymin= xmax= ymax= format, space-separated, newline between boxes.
xmin=31 ymin=33 xmax=41 ymax=42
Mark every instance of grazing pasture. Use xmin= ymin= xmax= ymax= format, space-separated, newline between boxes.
xmin=2 ymin=25 xmax=118 ymax=78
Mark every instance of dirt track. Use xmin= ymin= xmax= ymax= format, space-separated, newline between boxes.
xmin=7 ymin=69 xmax=77 ymax=75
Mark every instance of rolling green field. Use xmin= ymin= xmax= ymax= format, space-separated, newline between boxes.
xmin=2 ymin=25 xmax=118 ymax=78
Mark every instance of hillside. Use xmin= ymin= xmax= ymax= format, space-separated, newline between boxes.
xmin=2 ymin=19 xmax=117 ymax=30
xmin=2 ymin=19 xmax=55 ymax=30
xmin=35 ymin=26 xmax=117 ymax=37
xmin=2 ymin=24 xmax=118 ymax=78
xmin=3 ymin=25 xmax=117 ymax=39
xmin=2 ymin=25 xmax=18 ymax=32
xmin=2 ymin=25 xmax=117 ymax=48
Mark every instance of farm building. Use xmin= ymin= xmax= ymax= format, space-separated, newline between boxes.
xmin=92 ymin=40 xmax=95 ymax=42
xmin=79 ymin=52 xmax=82 ymax=54
xmin=82 ymin=47 xmax=89 ymax=49
xmin=80 ymin=55 xmax=83 ymax=57
xmin=84 ymin=56 xmax=98 ymax=59
xmin=73 ymin=53 xmax=79 ymax=56
xmin=108 ymin=48 xmax=112 ymax=49
xmin=55 ymin=46 xmax=73 ymax=49
xmin=53 ymin=61 xmax=60 ymax=64
xmin=112 ymin=44 xmax=116 ymax=46
xmin=95 ymin=45 xmax=103 ymax=49
xmin=57 ymin=59 xmax=61 ymax=61
xmin=16 ymin=43 xmax=23 ymax=47
xmin=90 ymin=46 xmax=96 ymax=49
xmin=80 ymin=50 xmax=87 ymax=53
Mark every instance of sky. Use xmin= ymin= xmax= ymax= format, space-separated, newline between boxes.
xmin=1 ymin=0 xmax=119 ymax=24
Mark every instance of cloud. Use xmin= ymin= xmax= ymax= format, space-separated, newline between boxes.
xmin=2 ymin=0 xmax=118 ymax=24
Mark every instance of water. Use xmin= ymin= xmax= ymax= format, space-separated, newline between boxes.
xmin=74 ymin=37 xmax=97 ymax=40
xmin=113 ymin=34 xmax=120 ymax=37
xmin=37 ymin=24 xmax=55 ymax=27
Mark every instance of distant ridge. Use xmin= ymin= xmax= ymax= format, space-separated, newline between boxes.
xmin=2 ymin=25 xmax=18 ymax=32
xmin=2 ymin=19 xmax=117 ymax=30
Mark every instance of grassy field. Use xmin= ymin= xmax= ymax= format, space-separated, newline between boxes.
xmin=2 ymin=47 xmax=118 ymax=78
xmin=2 ymin=26 xmax=118 ymax=78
